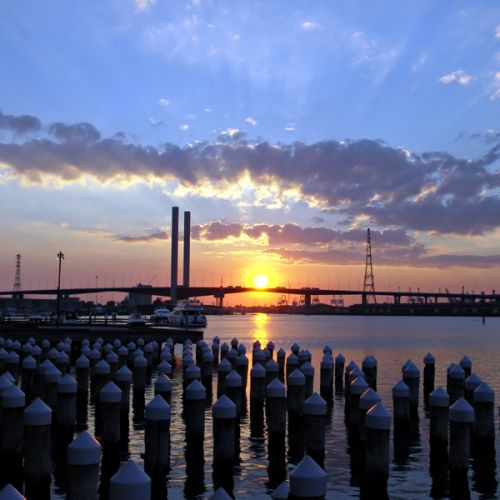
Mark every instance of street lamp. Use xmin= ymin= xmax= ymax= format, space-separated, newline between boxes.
xmin=56 ymin=251 xmax=64 ymax=326
xmin=95 ymin=275 xmax=99 ymax=306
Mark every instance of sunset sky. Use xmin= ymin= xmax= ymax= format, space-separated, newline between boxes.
xmin=1 ymin=1 xmax=499 ymax=305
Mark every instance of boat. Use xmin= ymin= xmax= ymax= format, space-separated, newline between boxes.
xmin=60 ymin=312 xmax=80 ymax=325
xmin=167 ymin=299 xmax=207 ymax=328
xmin=127 ymin=312 xmax=146 ymax=326
xmin=150 ymin=308 xmax=171 ymax=325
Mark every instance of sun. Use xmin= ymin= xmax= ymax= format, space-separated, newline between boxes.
xmin=253 ymin=274 xmax=269 ymax=288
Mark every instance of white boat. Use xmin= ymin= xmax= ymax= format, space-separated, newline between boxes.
xmin=60 ymin=312 xmax=80 ymax=325
xmin=127 ymin=312 xmax=146 ymax=326
xmin=150 ymin=308 xmax=171 ymax=324
xmin=168 ymin=300 xmax=207 ymax=328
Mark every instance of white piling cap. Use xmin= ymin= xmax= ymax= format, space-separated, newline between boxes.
xmin=236 ymin=354 xmax=248 ymax=366
xmin=137 ymin=338 xmax=145 ymax=346
xmin=423 ymin=352 xmax=435 ymax=364
xmin=291 ymin=342 xmax=300 ymax=352
xmin=267 ymin=378 xmax=286 ymax=398
xmin=22 ymin=355 xmax=37 ymax=370
xmin=237 ymin=344 xmax=246 ymax=354
xmin=449 ymin=397 xmax=474 ymax=423
xmin=450 ymin=364 xmax=465 ymax=379
xmin=203 ymin=351 xmax=215 ymax=362
xmin=100 ymin=381 xmax=122 ymax=404
xmin=271 ymin=481 xmax=289 ymax=499
xmin=323 ymin=345 xmax=332 ymax=354
xmin=44 ymin=364 xmax=62 ymax=383
xmin=362 ymin=355 xmax=377 ymax=368
xmin=298 ymin=350 xmax=309 ymax=361
xmin=48 ymin=347 xmax=59 ymax=359
xmin=366 ymin=402 xmax=391 ymax=430
xmin=76 ymin=355 xmax=90 ymax=369
xmin=22 ymin=343 xmax=32 ymax=353
xmin=81 ymin=339 xmax=90 ymax=347
xmin=3 ymin=371 xmax=15 ymax=384
xmin=212 ymin=394 xmax=236 ymax=419
xmin=0 ymin=348 xmax=7 ymax=360
xmin=335 ymin=353 xmax=345 ymax=363
xmin=103 ymin=343 xmax=113 ymax=354
xmin=286 ymin=353 xmax=298 ymax=364
xmin=266 ymin=359 xmax=279 ymax=372
xmin=24 ymin=398 xmax=52 ymax=426
xmin=5 ymin=339 xmax=13 ymax=349
xmin=144 ymin=343 xmax=154 ymax=353
xmin=185 ymin=379 xmax=206 ymax=400
xmin=110 ymin=460 xmax=151 ymax=499
xmin=113 ymin=365 xmax=132 ymax=382
xmin=6 ymin=351 xmax=19 ymax=363
xmin=158 ymin=360 xmax=172 ymax=375
xmin=185 ymin=363 xmax=201 ymax=379
xmin=227 ymin=348 xmax=238 ymax=359
xmin=56 ymin=351 xmax=69 ymax=363
xmin=0 ymin=484 xmax=26 ymax=499
xmin=127 ymin=341 xmax=136 ymax=350
xmin=267 ymin=341 xmax=275 ymax=350
xmin=253 ymin=349 xmax=265 ymax=360
xmin=208 ymin=487 xmax=233 ymax=500
xmin=154 ymin=374 xmax=173 ymax=392
xmin=350 ymin=376 xmax=369 ymax=395
xmin=289 ymin=455 xmax=327 ymax=498
xmin=392 ymin=380 xmax=409 ymax=398
xmin=465 ymin=373 xmax=482 ymax=391
xmin=403 ymin=361 xmax=419 ymax=378
xmin=250 ymin=363 xmax=266 ymax=379
xmin=58 ymin=373 xmax=77 ymax=394
xmin=474 ymin=382 xmax=494 ymax=403
xmin=300 ymin=361 xmax=314 ymax=376
xmin=429 ymin=386 xmax=449 ymax=407
xmin=80 ymin=346 xmax=91 ymax=357
xmin=217 ymin=358 xmax=232 ymax=372
xmin=94 ymin=359 xmax=111 ymax=375
xmin=346 ymin=360 xmax=357 ymax=372
xmin=133 ymin=354 xmax=147 ymax=368
xmin=288 ymin=368 xmax=305 ymax=386
xmin=67 ymin=431 xmax=102 ymax=465
xmin=304 ymin=392 xmax=327 ymax=416
xmin=106 ymin=352 xmax=119 ymax=364
xmin=221 ymin=343 xmax=229 ymax=351
xmin=32 ymin=345 xmax=42 ymax=357
xmin=113 ymin=339 xmax=122 ymax=348
xmin=89 ymin=348 xmax=101 ymax=360
xmin=118 ymin=345 xmax=128 ymax=356
xmin=2 ymin=384 xmax=25 ymax=408
xmin=447 ymin=362 xmax=456 ymax=373
xmin=321 ymin=355 xmax=334 ymax=369
xmin=145 ymin=394 xmax=171 ymax=420
xmin=0 ymin=374 xmax=13 ymax=394
xmin=360 ymin=388 xmax=381 ymax=410
xmin=277 ymin=348 xmax=286 ymax=357
xmin=460 ymin=355 xmax=472 ymax=369
xmin=349 ymin=367 xmax=363 ymax=379
xmin=160 ymin=350 xmax=172 ymax=362
xmin=224 ymin=370 xmax=242 ymax=388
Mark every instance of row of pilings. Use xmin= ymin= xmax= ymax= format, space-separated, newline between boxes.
xmin=0 ymin=335 xmax=496 ymax=499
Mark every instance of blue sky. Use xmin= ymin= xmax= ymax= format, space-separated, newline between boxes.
xmin=0 ymin=1 xmax=499 ymax=300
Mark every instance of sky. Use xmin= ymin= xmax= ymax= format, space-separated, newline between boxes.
xmin=0 ymin=0 xmax=499 ymax=305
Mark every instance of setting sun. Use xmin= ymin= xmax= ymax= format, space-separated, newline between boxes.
xmin=253 ymin=274 xmax=269 ymax=288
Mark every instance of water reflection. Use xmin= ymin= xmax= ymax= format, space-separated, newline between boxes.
xmin=251 ymin=313 xmax=269 ymax=347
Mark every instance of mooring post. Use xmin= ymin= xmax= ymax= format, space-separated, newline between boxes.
xmin=144 ymin=395 xmax=171 ymax=477
xmin=289 ymin=455 xmax=327 ymax=500
xmin=429 ymin=386 xmax=449 ymax=446
xmin=110 ymin=460 xmax=151 ymax=500
xmin=303 ymin=393 xmax=327 ymax=467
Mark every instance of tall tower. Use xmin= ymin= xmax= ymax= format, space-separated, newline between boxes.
xmin=13 ymin=254 xmax=22 ymax=292
xmin=183 ymin=211 xmax=191 ymax=288
xmin=170 ymin=207 xmax=179 ymax=305
xmin=363 ymin=229 xmax=376 ymax=304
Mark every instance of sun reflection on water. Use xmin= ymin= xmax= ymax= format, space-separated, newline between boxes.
xmin=252 ymin=312 xmax=269 ymax=346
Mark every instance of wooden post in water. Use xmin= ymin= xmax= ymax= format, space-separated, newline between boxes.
xmin=217 ymin=358 xmax=232 ymax=398
xmin=67 ymin=431 xmax=102 ymax=500
xmin=402 ymin=361 xmax=419 ymax=415
xmin=224 ymin=370 xmax=242 ymax=415
xmin=154 ymin=374 xmax=173 ymax=405
xmin=449 ymin=397 xmax=474 ymax=472
xmin=448 ymin=364 xmax=465 ymax=405
xmin=185 ymin=379 xmax=206 ymax=437
xmin=464 ymin=373 xmax=481 ymax=405
xmin=24 ymin=398 xmax=52 ymax=500
xmin=423 ymin=353 xmax=435 ymax=398
xmin=429 ymin=387 xmax=449 ymax=446
xmin=320 ymin=354 xmax=333 ymax=405
xmin=250 ymin=363 xmax=266 ymax=405
xmin=212 ymin=395 xmax=236 ymax=462
xmin=144 ymin=395 xmax=171 ymax=477
xmin=303 ymin=393 xmax=327 ymax=467
xmin=392 ymin=380 xmax=410 ymax=429
xmin=473 ymin=382 xmax=495 ymax=444
xmin=266 ymin=378 xmax=286 ymax=435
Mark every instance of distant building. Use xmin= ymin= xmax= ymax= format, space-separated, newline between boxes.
xmin=0 ymin=296 xmax=80 ymax=313
xmin=128 ymin=284 xmax=153 ymax=308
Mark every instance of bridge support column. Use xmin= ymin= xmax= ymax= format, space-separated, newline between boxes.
xmin=304 ymin=294 xmax=311 ymax=311
xmin=362 ymin=293 xmax=367 ymax=305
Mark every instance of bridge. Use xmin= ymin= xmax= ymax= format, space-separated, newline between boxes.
xmin=1 ymin=285 xmax=498 ymax=309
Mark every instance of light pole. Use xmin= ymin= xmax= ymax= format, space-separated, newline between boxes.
xmin=56 ymin=251 xmax=64 ymax=326
xmin=95 ymin=275 xmax=99 ymax=306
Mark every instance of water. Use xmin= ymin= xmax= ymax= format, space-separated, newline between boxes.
xmin=53 ymin=314 xmax=500 ymax=498
xmin=123 ymin=314 xmax=499 ymax=499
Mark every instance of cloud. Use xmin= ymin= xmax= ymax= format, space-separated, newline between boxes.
xmin=158 ymin=98 xmax=170 ymax=108
xmin=0 ymin=110 xmax=42 ymax=135
xmin=115 ymin=230 xmax=168 ymax=242
xmin=135 ymin=0 xmax=156 ymax=11
xmin=284 ymin=124 xmax=295 ymax=132
xmin=301 ymin=21 xmax=321 ymax=31
xmin=204 ymin=108 xmax=213 ymax=113
xmin=439 ymin=69 xmax=473 ymax=85
xmin=244 ymin=117 xmax=257 ymax=127
xmin=179 ymin=124 xmax=190 ymax=131
xmin=1 ymin=112 xmax=500 ymax=235
xmin=148 ymin=117 xmax=164 ymax=127
xmin=496 ymin=24 xmax=500 ymax=39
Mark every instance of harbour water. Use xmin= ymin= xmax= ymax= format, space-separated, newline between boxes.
xmin=98 ymin=314 xmax=500 ymax=499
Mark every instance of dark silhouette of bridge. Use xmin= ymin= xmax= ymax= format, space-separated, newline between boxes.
xmin=1 ymin=285 xmax=498 ymax=308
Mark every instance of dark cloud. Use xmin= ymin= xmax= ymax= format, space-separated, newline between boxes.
xmin=311 ymin=216 xmax=324 ymax=223
xmin=115 ymin=231 xmax=168 ymax=242
xmin=0 ymin=110 xmax=41 ymax=135
xmin=1 ymin=112 xmax=500 ymax=235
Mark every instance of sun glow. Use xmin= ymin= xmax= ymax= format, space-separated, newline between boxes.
xmin=253 ymin=274 xmax=269 ymax=288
